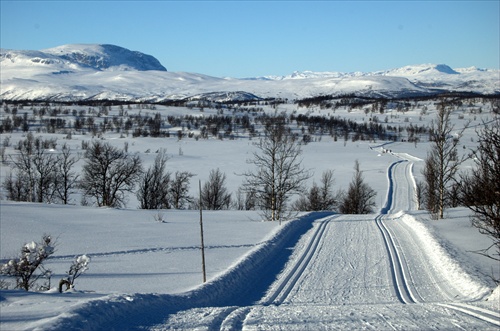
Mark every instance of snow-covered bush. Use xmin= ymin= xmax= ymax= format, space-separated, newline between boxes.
xmin=0 ymin=234 xmax=55 ymax=291
xmin=59 ymin=254 xmax=91 ymax=293
xmin=153 ymin=211 xmax=166 ymax=223
xmin=67 ymin=254 xmax=91 ymax=286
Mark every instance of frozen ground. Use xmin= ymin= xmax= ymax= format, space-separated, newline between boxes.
xmin=145 ymin=155 xmax=499 ymax=331
xmin=1 ymin=101 xmax=499 ymax=330
xmin=1 ymin=143 xmax=499 ymax=330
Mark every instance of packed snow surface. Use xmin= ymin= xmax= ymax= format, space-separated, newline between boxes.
xmin=1 ymin=46 xmax=499 ymax=328
xmin=1 ymin=142 xmax=498 ymax=330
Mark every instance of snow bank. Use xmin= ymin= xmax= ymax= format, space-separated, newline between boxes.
xmin=400 ymin=213 xmax=492 ymax=300
xmin=484 ymin=286 xmax=500 ymax=310
xmin=43 ymin=212 xmax=334 ymax=330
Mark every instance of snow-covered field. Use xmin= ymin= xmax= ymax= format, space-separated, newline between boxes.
xmin=1 ymin=100 xmax=499 ymax=330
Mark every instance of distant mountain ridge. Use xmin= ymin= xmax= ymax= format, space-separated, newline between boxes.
xmin=1 ymin=44 xmax=498 ymax=102
xmin=2 ymin=44 xmax=167 ymax=72
xmin=253 ymin=64 xmax=486 ymax=81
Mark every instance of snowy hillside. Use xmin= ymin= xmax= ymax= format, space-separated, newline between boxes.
xmin=252 ymin=63 xmax=499 ymax=95
xmin=256 ymin=63 xmax=461 ymax=80
xmin=42 ymin=44 xmax=167 ymax=71
xmin=1 ymin=89 xmax=499 ymax=328
xmin=1 ymin=44 xmax=166 ymax=72
xmin=1 ymin=44 xmax=499 ymax=102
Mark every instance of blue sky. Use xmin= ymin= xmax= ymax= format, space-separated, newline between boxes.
xmin=1 ymin=1 xmax=499 ymax=77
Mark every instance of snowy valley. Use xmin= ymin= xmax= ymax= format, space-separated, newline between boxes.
xmin=0 ymin=44 xmax=499 ymax=330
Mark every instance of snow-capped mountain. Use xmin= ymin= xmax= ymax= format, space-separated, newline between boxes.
xmin=379 ymin=63 xmax=460 ymax=76
xmin=253 ymin=64 xmax=484 ymax=80
xmin=1 ymin=44 xmax=498 ymax=102
xmin=41 ymin=44 xmax=167 ymax=71
xmin=1 ymin=44 xmax=166 ymax=74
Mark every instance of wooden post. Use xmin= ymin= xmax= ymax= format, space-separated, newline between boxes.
xmin=199 ymin=180 xmax=207 ymax=283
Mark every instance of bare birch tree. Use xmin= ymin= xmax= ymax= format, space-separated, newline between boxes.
xmin=137 ymin=150 xmax=171 ymax=209
xmin=53 ymin=143 xmax=80 ymax=204
xmin=424 ymin=103 xmax=467 ymax=219
xmin=293 ymin=170 xmax=339 ymax=211
xmin=458 ymin=119 xmax=500 ymax=262
xmin=242 ymin=114 xmax=311 ymax=223
xmin=5 ymin=135 xmax=57 ymax=203
xmin=169 ymin=171 xmax=195 ymax=209
xmin=201 ymin=168 xmax=231 ymax=210
xmin=80 ymin=141 xmax=142 ymax=208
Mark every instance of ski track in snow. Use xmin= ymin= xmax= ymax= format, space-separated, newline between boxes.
xmin=10 ymin=150 xmax=498 ymax=330
xmin=34 ymin=243 xmax=264 ymax=263
xmin=142 ymin=152 xmax=499 ymax=330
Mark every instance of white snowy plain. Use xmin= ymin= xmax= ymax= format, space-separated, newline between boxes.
xmin=1 ymin=103 xmax=499 ymax=330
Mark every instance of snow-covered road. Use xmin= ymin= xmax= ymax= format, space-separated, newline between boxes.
xmin=150 ymin=157 xmax=499 ymax=330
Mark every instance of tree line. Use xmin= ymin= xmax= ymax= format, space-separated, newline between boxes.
xmin=5 ymin=98 xmax=481 ymax=144
xmin=418 ymin=103 xmax=499 ymax=263
xmin=2 ymin=116 xmax=379 ymax=221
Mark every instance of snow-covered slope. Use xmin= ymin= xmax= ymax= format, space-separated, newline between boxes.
xmin=1 ymin=44 xmax=498 ymax=102
xmin=380 ymin=63 xmax=460 ymax=76
xmin=41 ymin=44 xmax=167 ymax=71
xmin=259 ymin=64 xmax=499 ymax=95
xmin=1 ymin=44 xmax=166 ymax=73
